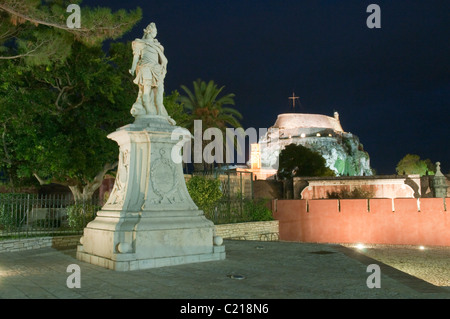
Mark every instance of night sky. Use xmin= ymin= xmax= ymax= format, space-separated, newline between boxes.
xmin=84 ymin=0 xmax=449 ymax=174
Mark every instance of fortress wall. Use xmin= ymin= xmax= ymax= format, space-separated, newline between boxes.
xmin=300 ymin=183 xmax=415 ymax=199
xmin=273 ymin=198 xmax=450 ymax=246
xmin=274 ymin=113 xmax=343 ymax=132
xmin=296 ymin=176 xmax=420 ymax=199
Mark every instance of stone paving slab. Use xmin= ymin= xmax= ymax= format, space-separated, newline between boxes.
xmin=0 ymin=240 xmax=449 ymax=301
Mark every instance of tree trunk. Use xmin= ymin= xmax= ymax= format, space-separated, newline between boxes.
xmin=34 ymin=162 xmax=117 ymax=204
xmin=68 ymin=185 xmax=97 ymax=203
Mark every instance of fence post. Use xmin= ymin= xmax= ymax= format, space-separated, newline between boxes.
xmin=240 ymin=172 xmax=243 ymax=217
xmin=26 ymin=193 xmax=30 ymax=238
xmin=250 ymin=172 xmax=254 ymax=199
xmin=50 ymin=194 xmax=54 ymax=235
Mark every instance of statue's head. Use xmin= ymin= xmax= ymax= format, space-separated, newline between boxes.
xmin=143 ymin=22 xmax=157 ymax=39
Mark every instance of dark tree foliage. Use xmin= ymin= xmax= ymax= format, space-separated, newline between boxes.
xmin=277 ymin=144 xmax=335 ymax=179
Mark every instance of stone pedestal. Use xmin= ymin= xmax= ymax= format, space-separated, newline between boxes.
xmin=76 ymin=116 xmax=225 ymax=271
xmin=433 ymin=162 xmax=448 ymax=198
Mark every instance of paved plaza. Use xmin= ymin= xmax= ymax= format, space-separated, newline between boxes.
xmin=0 ymin=240 xmax=449 ymax=301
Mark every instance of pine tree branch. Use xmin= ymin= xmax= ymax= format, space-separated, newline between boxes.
xmin=0 ymin=27 xmax=17 ymax=41
xmin=55 ymin=85 xmax=71 ymax=110
xmin=0 ymin=3 xmax=136 ymax=35
xmin=65 ymin=92 xmax=86 ymax=112
xmin=0 ymin=39 xmax=47 ymax=59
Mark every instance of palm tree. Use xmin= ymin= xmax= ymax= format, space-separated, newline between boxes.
xmin=179 ymin=79 xmax=243 ymax=172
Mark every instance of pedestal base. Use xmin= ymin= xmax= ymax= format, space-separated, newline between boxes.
xmin=76 ymin=209 xmax=226 ymax=271
xmin=77 ymin=244 xmax=225 ymax=271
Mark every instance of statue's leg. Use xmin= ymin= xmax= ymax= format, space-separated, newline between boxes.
xmin=136 ymin=90 xmax=142 ymax=104
xmin=143 ymin=85 xmax=157 ymax=115
xmin=155 ymin=84 xmax=168 ymax=116
xmin=130 ymin=86 xmax=146 ymax=116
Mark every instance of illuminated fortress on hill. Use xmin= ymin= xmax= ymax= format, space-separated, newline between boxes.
xmin=242 ymin=111 xmax=373 ymax=179
xmin=275 ymin=112 xmax=344 ymax=134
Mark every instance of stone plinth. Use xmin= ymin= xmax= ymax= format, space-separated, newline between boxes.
xmin=433 ymin=162 xmax=448 ymax=198
xmin=76 ymin=116 xmax=225 ymax=271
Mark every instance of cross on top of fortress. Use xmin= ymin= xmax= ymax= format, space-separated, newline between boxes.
xmin=288 ymin=92 xmax=300 ymax=111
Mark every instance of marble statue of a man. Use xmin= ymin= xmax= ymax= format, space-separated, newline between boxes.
xmin=129 ymin=22 xmax=170 ymax=119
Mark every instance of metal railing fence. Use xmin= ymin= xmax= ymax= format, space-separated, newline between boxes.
xmin=1 ymin=171 xmax=265 ymax=239
xmin=189 ymin=170 xmax=254 ymax=201
xmin=0 ymin=193 xmax=101 ymax=240
xmin=187 ymin=171 xmax=271 ymax=224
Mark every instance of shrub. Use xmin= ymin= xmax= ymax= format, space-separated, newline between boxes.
xmin=33 ymin=218 xmax=61 ymax=229
xmin=186 ymin=176 xmax=223 ymax=214
xmin=66 ymin=203 xmax=100 ymax=231
xmin=0 ymin=194 xmax=27 ymax=232
xmin=327 ymin=187 xmax=375 ymax=199
xmin=0 ymin=205 xmax=23 ymax=232
xmin=243 ymin=198 xmax=273 ymax=221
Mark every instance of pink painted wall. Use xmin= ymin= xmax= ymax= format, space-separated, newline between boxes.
xmin=273 ymin=198 xmax=450 ymax=247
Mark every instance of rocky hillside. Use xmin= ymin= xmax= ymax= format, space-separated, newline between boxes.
xmin=259 ymin=129 xmax=373 ymax=176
